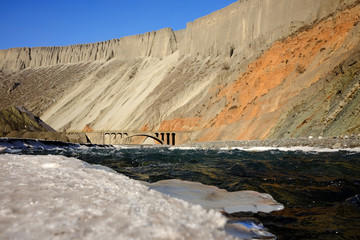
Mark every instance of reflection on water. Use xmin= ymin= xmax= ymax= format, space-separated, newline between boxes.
xmin=2 ymin=142 xmax=360 ymax=240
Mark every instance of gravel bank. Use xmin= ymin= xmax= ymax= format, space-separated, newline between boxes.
xmin=180 ymin=136 xmax=360 ymax=149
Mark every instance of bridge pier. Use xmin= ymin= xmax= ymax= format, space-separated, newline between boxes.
xmin=155 ymin=132 xmax=175 ymax=145
xmin=166 ymin=133 xmax=170 ymax=145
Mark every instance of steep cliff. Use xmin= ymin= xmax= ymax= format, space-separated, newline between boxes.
xmin=1 ymin=0 xmax=355 ymax=71
xmin=1 ymin=0 xmax=359 ymax=143
xmin=0 ymin=28 xmax=178 ymax=71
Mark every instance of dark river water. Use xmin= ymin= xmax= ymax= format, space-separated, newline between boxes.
xmin=1 ymin=140 xmax=360 ymax=240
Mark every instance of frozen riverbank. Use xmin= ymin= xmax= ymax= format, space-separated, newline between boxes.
xmin=0 ymin=154 xmax=283 ymax=239
xmin=0 ymin=154 xmax=229 ymax=239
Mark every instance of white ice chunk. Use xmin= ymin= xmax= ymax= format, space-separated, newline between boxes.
xmin=41 ymin=162 xmax=61 ymax=169
xmin=0 ymin=154 xmax=232 ymax=240
xmin=148 ymin=179 xmax=284 ymax=213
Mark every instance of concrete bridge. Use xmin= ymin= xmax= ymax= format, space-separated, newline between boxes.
xmin=72 ymin=131 xmax=192 ymax=145
xmin=103 ymin=131 xmax=176 ymax=145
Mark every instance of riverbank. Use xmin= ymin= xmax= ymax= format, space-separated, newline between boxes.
xmin=181 ymin=136 xmax=360 ymax=150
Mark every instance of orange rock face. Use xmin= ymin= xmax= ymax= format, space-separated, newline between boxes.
xmin=82 ymin=124 xmax=94 ymax=132
xmin=140 ymin=124 xmax=150 ymax=132
xmin=205 ymin=6 xmax=360 ymax=141
xmin=157 ymin=5 xmax=360 ymax=141
xmin=158 ymin=118 xmax=202 ymax=132
xmin=212 ymin=6 xmax=359 ymax=126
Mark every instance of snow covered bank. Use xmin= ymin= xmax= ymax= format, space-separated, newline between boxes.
xmin=0 ymin=154 xmax=231 ymax=239
xmin=147 ymin=179 xmax=284 ymax=214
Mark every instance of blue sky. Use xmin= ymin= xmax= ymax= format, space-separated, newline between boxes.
xmin=0 ymin=0 xmax=237 ymax=49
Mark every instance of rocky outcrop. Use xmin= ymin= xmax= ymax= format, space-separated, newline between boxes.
xmin=1 ymin=0 xmax=359 ymax=144
xmin=0 ymin=106 xmax=55 ymax=134
xmin=0 ymin=106 xmax=90 ymax=143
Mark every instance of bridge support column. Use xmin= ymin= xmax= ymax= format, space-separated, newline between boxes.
xmin=111 ymin=133 xmax=116 ymax=144
xmin=172 ymin=133 xmax=176 ymax=145
xmin=165 ymin=133 xmax=170 ymax=145
xmin=104 ymin=133 xmax=111 ymax=145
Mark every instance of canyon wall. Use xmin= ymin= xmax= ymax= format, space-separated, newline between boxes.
xmin=1 ymin=0 xmax=359 ymax=143
xmin=0 ymin=27 xmax=178 ymax=70
xmin=1 ymin=0 xmax=355 ymax=70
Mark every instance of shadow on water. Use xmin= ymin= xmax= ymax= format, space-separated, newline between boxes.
xmin=2 ymin=143 xmax=360 ymax=240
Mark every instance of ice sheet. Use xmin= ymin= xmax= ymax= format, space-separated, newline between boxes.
xmin=147 ymin=179 xmax=284 ymax=214
xmin=0 ymin=154 xmax=233 ymax=240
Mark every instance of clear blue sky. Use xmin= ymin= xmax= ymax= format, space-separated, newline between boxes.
xmin=0 ymin=0 xmax=237 ymax=50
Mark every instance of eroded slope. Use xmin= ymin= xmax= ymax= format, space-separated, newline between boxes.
xmin=0 ymin=0 xmax=359 ymax=143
